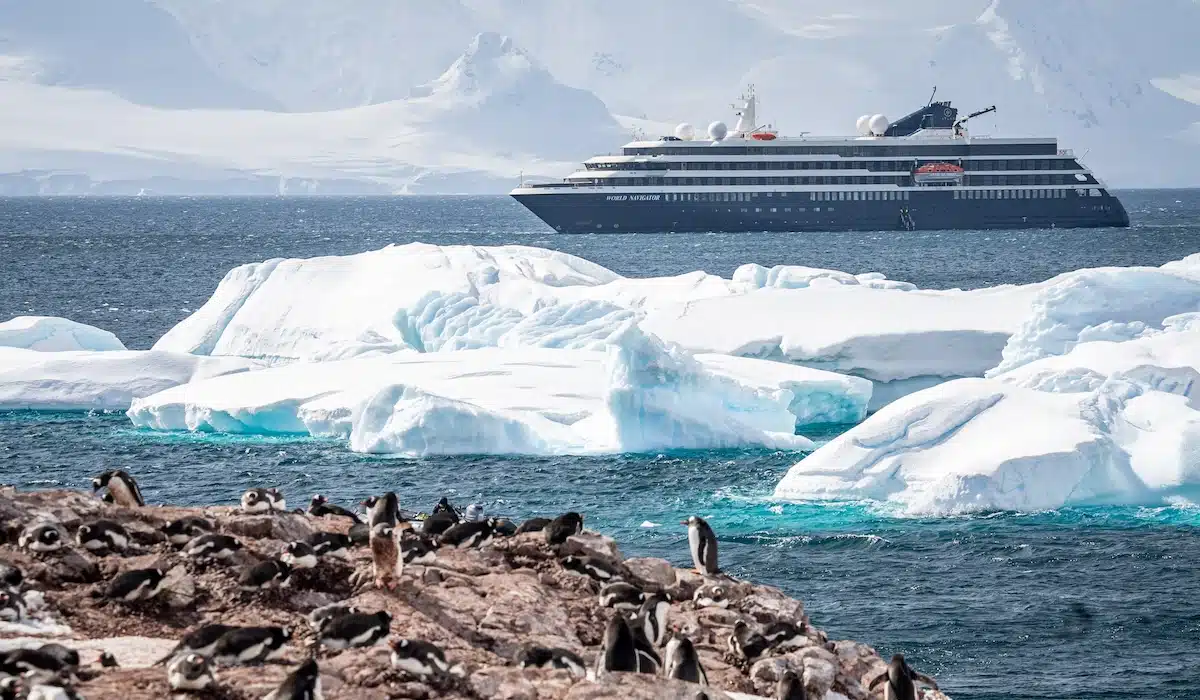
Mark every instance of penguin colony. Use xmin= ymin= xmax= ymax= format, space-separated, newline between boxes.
xmin=0 ymin=472 xmax=943 ymax=700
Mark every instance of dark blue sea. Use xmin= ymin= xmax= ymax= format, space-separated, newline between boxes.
xmin=3 ymin=192 xmax=1200 ymax=699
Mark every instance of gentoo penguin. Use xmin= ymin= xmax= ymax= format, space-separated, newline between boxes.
xmin=307 ymin=604 xmax=359 ymax=633
xmin=306 ymin=532 xmax=353 ymax=560
xmin=419 ymin=510 xmax=458 ymax=537
xmin=0 ymin=590 xmax=26 ymax=622
xmin=628 ymin=620 xmax=661 ymax=674
xmin=515 ymin=645 xmax=587 ymax=679
xmin=185 ymin=533 xmax=243 ymax=562
xmin=0 ymin=563 xmax=22 ymax=588
xmin=92 ymin=470 xmax=144 ymax=507
xmin=389 ymin=639 xmax=455 ymax=679
xmin=634 ymin=592 xmax=670 ymax=647
xmin=22 ymin=675 xmax=78 ymax=700
xmin=264 ymin=658 xmax=322 ymax=700
xmin=239 ymin=559 xmax=292 ymax=591
xmin=241 ymin=487 xmax=286 ymax=514
xmin=663 ymin=635 xmax=708 ymax=685
xmin=347 ymin=522 xmax=370 ymax=546
xmin=166 ymin=653 xmax=215 ymax=691
xmin=154 ymin=623 xmax=240 ymax=665
xmin=692 ymin=583 xmax=730 ymax=609
xmin=318 ymin=610 xmax=391 ymax=650
xmin=728 ymin=620 xmax=773 ymax=662
xmin=281 ymin=542 xmax=318 ymax=569
xmin=33 ymin=645 xmax=77 ymax=672
xmin=211 ymin=626 xmax=292 ymax=666
xmin=75 ymin=520 xmax=130 ymax=553
xmin=761 ymin=620 xmax=807 ymax=651
xmin=598 ymin=581 xmax=644 ymax=611
xmin=162 ymin=516 xmax=214 ymax=546
xmin=19 ymin=523 xmax=64 ymax=553
xmin=438 ymin=519 xmax=495 ymax=549
xmin=596 ymin=615 xmax=639 ymax=676
xmin=562 ymin=554 xmax=620 ymax=581
xmin=0 ymin=648 xmax=70 ymax=675
xmin=866 ymin=653 xmax=939 ymax=700
xmin=682 ymin=515 xmax=719 ymax=575
xmin=545 ymin=512 xmax=583 ymax=545
xmin=308 ymin=494 xmax=362 ymax=523
xmin=0 ymin=676 xmax=17 ymax=700
xmin=514 ymin=517 xmax=550 ymax=535
xmin=369 ymin=524 xmax=401 ymax=590
xmin=104 ymin=568 xmax=166 ymax=603
xmin=400 ymin=534 xmax=438 ymax=565
xmin=777 ymin=669 xmax=808 ymax=700
xmin=364 ymin=492 xmax=401 ymax=533
xmin=98 ymin=651 xmax=118 ymax=668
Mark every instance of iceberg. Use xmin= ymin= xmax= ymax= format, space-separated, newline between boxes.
xmin=0 ymin=347 xmax=260 ymax=411
xmin=0 ymin=316 xmax=126 ymax=352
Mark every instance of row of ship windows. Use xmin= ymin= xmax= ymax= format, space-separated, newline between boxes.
xmin=623 ymin=144 xmax=1058 ymax=157
xmin=588 ymin=159 xmax=1076 ymax=172
xmin=658 ymin=188 xmax=1096 ymax=203
xmin=577 ymin=174 xmax=1085 ymax=186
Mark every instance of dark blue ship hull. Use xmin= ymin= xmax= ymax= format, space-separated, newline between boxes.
xmin=512 ymin=190 xmax=1130 ymax=233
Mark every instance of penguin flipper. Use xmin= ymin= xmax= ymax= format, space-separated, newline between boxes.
xmin=867 ymin=671 xmax=888 ymax=690
xmin=913 ymin=671 xmax=939 ymax=690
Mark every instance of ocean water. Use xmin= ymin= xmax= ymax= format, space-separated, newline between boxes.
xmin=3 ymin=192 xmax=1200 ymax=699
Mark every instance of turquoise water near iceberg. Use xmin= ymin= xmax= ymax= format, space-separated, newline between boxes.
xmin=3 ymin=193 xmax=1200 ymax=699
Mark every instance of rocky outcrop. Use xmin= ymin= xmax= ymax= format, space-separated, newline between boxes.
xmin=0 ymin=487 xmax=952 ymax=699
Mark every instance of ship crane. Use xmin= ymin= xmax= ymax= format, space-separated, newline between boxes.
xmin=953 ymin=105 xmax=997 ymax=136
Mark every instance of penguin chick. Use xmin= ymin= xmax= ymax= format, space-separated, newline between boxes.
xmin=162 ymin=516 xmax=213 ymax=546
xmin=184 ymin=533 xmax=243 ymax=562
xmin=664 ymin=635 xmax=708 ymax=685
xmin=598 ymin=581 xmax=644 ymax=611
xmin=75 ymin=520 xmax=130 ymax=553
xmin=153 ymin=623 xmax=240 ymax=666
xmin=634 ymin=592 xmax=670 ymax=647
xmin=369 ymin=525 xmax=401 ymax=590
xmin=562 ymin=554 xmax=621 ymax=582
xmin=682 ymin=515 xmax=719 ymax=575
xmin=239 ymin=559 xmax=291 ymax=591
xmin=104 ymin=568 xmax=166 ymax=603
xmin=19 ymin=523 xmax=64 ymax=553
xmin=319 ymin=610 xmax=391 ymax=650
xmin=514 ymin=517 xmax=550 ymax=535
xmin=389 ymin=639 xmax=457 ymax=679
xmin=241 ymin=488 xmax=286 ymax=514
xmin=438 ymin=519 xmax=495 ymax=549
xmin=264 ymin=658 xmax=322 ymax=700
xmin=166 ymin=653 xmax=214 ymax=691
xmin=308 ymin=494 xmax=362 ymax=523
xmin=777 ymin=669 xmax=808 ymax=700
xmin=307 ymin=604 xmax=359 ymax=633
xmin=306 ymin=532 xmax=352 ymax=560
xmin=281 ymin=542 xmax=318 ymax=569
xmin=544 ymin=512 xmax=583 ymax=545
xmin=211 ymin=626 xmax=292 ymax=666
xmin=92 ymin=469 xmax=144 ymax=507
xmin=515 ymin=646 xmax=586 ymax=678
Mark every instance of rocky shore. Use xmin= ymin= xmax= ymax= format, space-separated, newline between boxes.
xmin=0 ymin=483 xmax=950 ymax=699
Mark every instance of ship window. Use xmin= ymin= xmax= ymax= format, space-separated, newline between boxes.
xmin=771 ymin=208 xmax=777 ymax=213
xmin=827 ymin=207 xmax=835 ymax=212
xmin=799 ymin=207 xmax=806 ymax=212
xmin=814 ymin=207 xmax=821 ymax=212
xmin=755 ymin=208 xmax=762 ymax=213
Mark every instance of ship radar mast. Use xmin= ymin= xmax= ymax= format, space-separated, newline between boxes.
xmin=732 ymin=85 xmax=758 ymax=136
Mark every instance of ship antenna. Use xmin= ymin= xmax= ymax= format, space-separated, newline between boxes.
xmin=927 ymin=85 xmax=937 ymax=106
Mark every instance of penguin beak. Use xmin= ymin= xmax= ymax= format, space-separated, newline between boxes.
xmin=679 ymin=519 xmax=688 ymax=525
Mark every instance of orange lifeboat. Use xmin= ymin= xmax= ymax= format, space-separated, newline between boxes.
xmin=913 ymin=162 xmax=965 ymax=185
xmin=915 ymin=163 xmax=964 ymax=174
xmin=751 ymin=132 xmax=777 ymax=141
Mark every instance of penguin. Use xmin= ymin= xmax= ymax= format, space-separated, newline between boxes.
xmin=389 ymin=639 xmax=456 ymax=679
xmin=596 ymin=615 xmax=639 ymax=676
xmin=211 ymin=626 xmax=292 ymax=666
xmin=0 ymin=648 xmax=69 ymax=675
xmin=418 ymin=509 xmax=458 ymax=537
xmin=364 ymin=492 xmax=401 ymax=534
xmin=33 ymin=645 xmax=77 ymax=671
xmin=663 ymin=635 xmax=707 ymax=685
xmin=544 ymin=512 xmax=583 ymax=545
xmin=400 ymin=534 xmax=438 ymax=565
xmin=728 ymin=620 xmax=770 ymax=662
xmin=692 ymin=583 xmax=730 ymax=609
xmin=22 ymin=675 xmax=79 ymax=700
xmin=777 ymin=669 xmax=808 ymax=700
xmin=369 ymin=524 xmax=401 ymax=590
xmin=492 ymin=518 xmax=518 ymax=537
xmin=598 ymin=581 xmax=644 ymax=611
xmin=162 ymin=516 xmax=214 ymax=546
xmin=306 ymin=532 xmax=353 ymax=560
xmin=154 ymin=624 xmax=240 ymax=666
xmin=166 ymin=653 xmax=215 ymax=691
xmin=0 ymin=590 xmax=26 ymax=622
xmin=761 ymin=620 xmax=807 ymax=652
xmin=98 ymin=651 xmax=118 ymax=668
xmin=241 ymin=488 xmax=286 ymax=514
xmin=281 ymin=542 xmax=318 ymax=569
xmin=104 ymin=568 xmax=166 ymax=603
xmin=308 ymin=494 xmax=361 ymax=523
xmin=0 ymin=676 xmax=16 ymax=700
xmin=318 ymin=610 xmax=391 ymax=650
xmin=634 ymin=592 xmax=670 ymax=648
xmin=19 ymin=523 xmax=64 ymax=553
xmin=307 ymin=604 xmax=358 ymax=633
xmin=264 ymin=658 xmax=322 ymax=700
xmin=92 ymin=470 xmax=144 ymax=507
xmin=239 ymin=559 xmax=291 ymax=591
xmin=75 ymin=520 xmax=129 ymax=553
xmin=866 ymin=653 xmax=939 ymax=700
xmin=562 ymin=554 xmax=620 ymax=582
xmin=438 ymin=519 xmax=495 ymax=549
xmin=515 ymin=645 xmax=587 ymax=679
xmin=682 ymin=515 xmax=719 ymax=575
xmin=184 ymin=533 xmax=243 ymax=562
xmin=514 ymin=517 xmax=550 ymax=535
xmin=0 ymin=563 xmax=22 ymax=588
xmin=347 ymin=522 xmax=370 ymax=546
xmin=629 ymin=620 xmax=661 ymax=674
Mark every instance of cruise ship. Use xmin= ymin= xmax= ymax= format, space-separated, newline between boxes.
xmin=510 ymin=89 xmax=1129 ymax=233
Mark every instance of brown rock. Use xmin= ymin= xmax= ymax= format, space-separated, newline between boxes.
xmin=623 ymin=557 xmax=676 ymax=589
xmin=563 ymin=532 xmax=624 ymax=561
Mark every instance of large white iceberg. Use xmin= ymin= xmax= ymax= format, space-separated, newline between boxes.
xmin=129 ymin=327 xmax=871 ymax=457
xmin=0 ymin=347 xmax=260 ymax=411
xmin=0 ymin=316 xmax=126 ymax=352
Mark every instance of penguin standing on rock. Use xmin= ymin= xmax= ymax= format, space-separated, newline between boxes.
xmin=162 ymin=516 xmax=213 ymax=546
xmin=682 ymin=515 xmax=719 ymax=575
xmin=515 ymin=646 xmax=587 ymax=678
xmin=867 ymin=653 xmax=939 ymax=700
xmin=439 ymin=519 xmax=495 ymax=549
xmin=211 ymin=626 xmax=292 ymax=666
xmin=777 ymin=669 xmax=808 ymax=700
xmin=318 ymin=610 xmax=391 ymax=649
xmin=75 ymin=520 xmax=130 ymax=553
xmin=389 ymin=639 xmax=457 ymax=679
xmin=19 ymin=524 xmax=64 ymax=553
xmin=239 ymin=559 xmax=291 ymax=591
xmin=308 ymin=494 xmax=361 ymax=523
xmin=369 ymin=525 xmax=401 ymax=590
xmin=596 ymin=615 xmax=639 ymax=676
xmin=104 ymin=568 xmax=166 ymax=603
xmin=241 ymin=488 xmax=286 ymax=514
xmin=154 ymin=624 xmax=240 ymax=665
xmin=166 ymin=653 xmax=215 ymax=691
xmin=663 ymin=635 xmax=708 ymax=685
xmin=545 ymin=512 xmax=583 ymax=545
xmin=92 ymin=470 xmax=143 ymax=507
xmin=264 ymin=658 xmax=322 ymax=700
xmin=634 ymin=592 xmax=670 ymax=647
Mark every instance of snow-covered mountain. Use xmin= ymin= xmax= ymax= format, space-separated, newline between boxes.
xmin=1 ymin=0 xmax=1198 ymax=192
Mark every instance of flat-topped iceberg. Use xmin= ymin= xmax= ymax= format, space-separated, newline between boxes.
xmin=0 ymin=316 xmax=126 ymax=352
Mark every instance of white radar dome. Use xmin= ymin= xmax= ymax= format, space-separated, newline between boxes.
xmin=675 ymin=122 xmax=695 ymax=140
xmin=856 ymin=115 xmax=872 ymax=135
xmin=707 ymin=121 xmax=728 ymax=141
xmin=869 ymin=114 xmax=890 ymax=136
